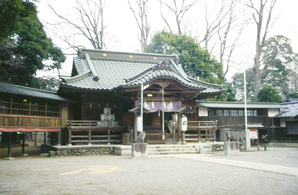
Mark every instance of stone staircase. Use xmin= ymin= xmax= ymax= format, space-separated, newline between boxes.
xmin=148 ymin=144 xmax=199 ymax=155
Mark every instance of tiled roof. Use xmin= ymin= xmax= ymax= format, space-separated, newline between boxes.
xmin=197 ymin=101 xmax=283 ymax=109
xmin=275 ymin=101 xmax=298 ymax=118
xmin=61 ymin=49 xmax=224 ymax=94
xmin=0 ymin=82 xmax=70 ymax=102
xmin=122 ymin=60 xmax=204 ymax=89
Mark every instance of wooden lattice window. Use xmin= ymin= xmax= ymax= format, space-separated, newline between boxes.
xmin=47 ymin=103 xmax=60 ymax=117
xmin=0 ymin=95 xmax=11 ymax=114
xmin=287 ymin=122 xmax=298 ymax=134
xmin=31 ymin=100 xmax=46 ymax=116
xmin=12 ymin=97 xmax=29 ymax=115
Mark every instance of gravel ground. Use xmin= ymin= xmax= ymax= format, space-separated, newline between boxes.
xmin=0 ymin=147 xmax=298 ymax=195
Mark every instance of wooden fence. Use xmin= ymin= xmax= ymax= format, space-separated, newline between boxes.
xmin=66 ymin=120 xmax=127 ymax=145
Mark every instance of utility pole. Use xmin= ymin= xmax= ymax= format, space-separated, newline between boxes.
xmin=244 ymin=69 xmax=250 ymax=151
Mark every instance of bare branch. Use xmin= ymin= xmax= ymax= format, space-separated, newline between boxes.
xmin=46 ymin=0 xmax=105 ymax=51
xmin=128 ymin=0 xmax=150 ymax=52
xmin=159 ymin=0 xmax=198 ymax=35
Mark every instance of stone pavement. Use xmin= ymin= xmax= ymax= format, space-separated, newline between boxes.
xmin=160 ymin=153 xmax=298 ymax=177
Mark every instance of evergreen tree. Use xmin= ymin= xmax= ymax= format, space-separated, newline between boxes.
xmin=0 ymin=0 xmax=65 ymax=87
xmin=257 ymin=85 xmax=283 ymax=103
xmin=146 ymin=31 xmax=224 ymax=85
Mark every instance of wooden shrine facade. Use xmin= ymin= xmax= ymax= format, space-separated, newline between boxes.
xmin=60 ymin=49 xmax=225 ymax=145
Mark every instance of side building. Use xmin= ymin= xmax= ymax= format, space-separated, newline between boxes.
xmin=197 ymin=101 xmax=283 ymax=145
xmin=0 ymin=82 xmax=70 ymax=156
xmin=275 ymin=100 xmax=298 ymax=142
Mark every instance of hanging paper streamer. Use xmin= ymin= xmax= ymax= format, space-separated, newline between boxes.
xmin=135 ymin=102 xmax=181 ymax=112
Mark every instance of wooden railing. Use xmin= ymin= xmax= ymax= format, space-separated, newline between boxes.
xmin=145 ymin=133 xmax=175 ymax=144
xmin=66 ymin=120 xmax=128 ymax=145
xmin=187 ymin=120 xmax=217 ymax=130
xmin=144 ymin=120 xmax=218 ymax=143
xmin=198 ymin=116 xmax=271 ymax=128
xmin=67 ymin=120 xmax=126 ymax=130
xmin=185 ymin=131 xmax=216 ymax=142
xmin=186 ymin=120 xmax=217 ymax=142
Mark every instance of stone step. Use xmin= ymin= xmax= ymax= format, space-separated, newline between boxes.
xmin=149 ymin=145 xmax=196 ymax=148
xmin=148 ymin=145 xmax=199 ymax=155
xmin=149 ymin=148 xmax=197 ymax=152
xmin=149 ymin=151 xmax=198 ymax=155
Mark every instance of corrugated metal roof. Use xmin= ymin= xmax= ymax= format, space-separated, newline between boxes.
xmin=0 ymin=82 xmax=70 ymax=102
xmin=61 ymin=49 xmax=224 ymax=95
xmin=197 ymin=101 xmax=283 ymax=109
xmin=275 ymin=101 xmax=298 ymax=118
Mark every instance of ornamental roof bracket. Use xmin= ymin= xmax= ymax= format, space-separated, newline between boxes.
xmin=153 ymin=60 xmax=171 ymax=70
xmin=85 ymin=53 xmax=99 ymax=81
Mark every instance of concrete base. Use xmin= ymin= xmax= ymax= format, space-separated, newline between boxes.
xmin=40 ymin=153 xmax=49 ymax=157
xmin=114 ymin=146 xmax=132 ymax=156
xmin=199 ymin=145 xmax=212 ymax=154
xmin=132 ymin=143 xmax=148 ymax=158
xmin=22 ymin=153 xmax=29 ymax=157
xmin=4 ymin=157 xmax=15 ymax=160
xmin=49 ymin=151 xmax=56 ymax=157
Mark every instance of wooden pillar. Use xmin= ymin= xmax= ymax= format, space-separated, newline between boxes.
xmin=57 ymin=129 xmax=61 ymax=146
xmin=8 ymin=132 xmax=12 ymax=158
xmin=22 ymin=132 xmax=25 ymax=154
xmin=43 ymin=132 xmax=47 ymax=153
xmin=10 ymin=96 xmax=13 ymax=114
xmin=107 ymin=130 xmax=110 ymax=145
xmin=68 ymin=130 xmax=72 ymax=146
xmin=88 ymin=130 xmax=91 ymax=145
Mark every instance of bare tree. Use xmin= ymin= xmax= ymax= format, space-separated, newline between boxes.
xmin=198 ymin=0 xmax=246 ymax=77
xmin=159 ymin=0 xmax=198 ymax=35
xmin=245 ymin=0 xmax=277 ymax=98
xmin=47 ymin=0 xmax=105 ymax=52
xmin=217 ymin=0 xmax=248 ymax=76
xmin=199 ymin=1 xmax=227 ymax=50
xmin=127 ymin=0 xmax=150 ymax=53
xmin=289 ymin=54 xmax=298 ymax=92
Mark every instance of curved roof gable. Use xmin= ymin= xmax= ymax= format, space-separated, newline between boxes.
xmin=122 ymin=60 xmax=206 ymax=90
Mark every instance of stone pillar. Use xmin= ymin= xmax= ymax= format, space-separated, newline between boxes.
xmin=224 ymin=141 xmax=240 ymax=155
xmin=181 ymin=131 xmax=186 ymax=144
xmin=132 ymin=143 xmax=148 ymax=158
xmin=68 ymin=130 xmax=72 ymax=146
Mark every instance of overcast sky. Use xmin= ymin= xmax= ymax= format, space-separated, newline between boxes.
xmin=37 ymin=0 xmax=298 ymax=80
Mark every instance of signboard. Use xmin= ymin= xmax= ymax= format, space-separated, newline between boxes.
xmin=249 ymin=129 xmax=258 ymax=139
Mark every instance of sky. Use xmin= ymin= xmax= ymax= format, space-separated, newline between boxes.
xmin=36 ymin=0 xmax=298 ymax=80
